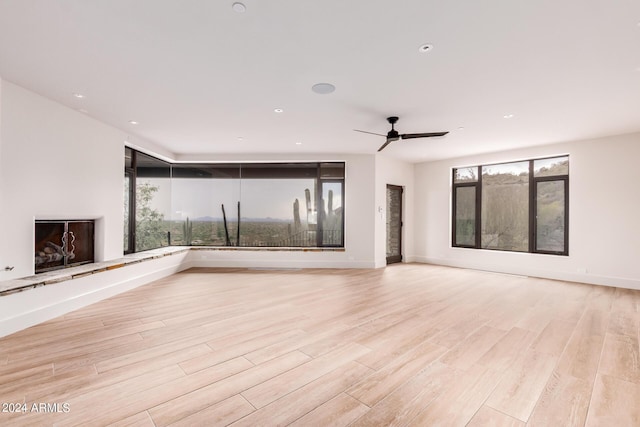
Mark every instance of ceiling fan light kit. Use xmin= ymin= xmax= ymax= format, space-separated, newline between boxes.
xmin=355 ymin=116 xmax=449 ymax=152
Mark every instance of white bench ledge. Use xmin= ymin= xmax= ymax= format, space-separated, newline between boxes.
xmin=0 ymin=247 xmax=190 ymax=296
xmin=0 ymin=246 xmax=344 ymax=296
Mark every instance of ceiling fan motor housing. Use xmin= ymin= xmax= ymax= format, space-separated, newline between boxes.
xmin=386 ymin=117 xmax=400 ymax=140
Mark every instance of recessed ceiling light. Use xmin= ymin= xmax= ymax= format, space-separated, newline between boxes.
xmin=274 ymin=108 xmax=284 ymax=113
xmin=311 ymin=83 xmax=336 ymax=94
xmin=73 ymin=93 xmax=85 ymax=99
xmin=295 ymin=142 xmax=302 ymax=145
xmin=232 ymin=2 xmax=246 ymax=13
xmin=503 ymin=114 xmax=514 ymax=119
xmin=128 ymin=120 xmax=139 ymax=125
xmin=457 ymin=127 xmax=465 ymax=131
xmin=418 ymin=44 xmax=434 ymax=53
xmin=237 ymin=137 xmax=243 ymax=141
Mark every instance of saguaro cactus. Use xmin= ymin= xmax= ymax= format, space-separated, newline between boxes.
xmin=305 ymin=189 xmax=312 ymax=221
xmin=183 ymin=217 xmax=193 ymax=245
xmin=221 ymin=204 xmax=231 ymax=246
xmin=237 ymin=201 xmax=241 ymax=247
xmin=293 ymin=198 xmax=301 ymax=232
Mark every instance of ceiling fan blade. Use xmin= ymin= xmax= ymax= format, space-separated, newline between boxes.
xmin=354 ymin=129 xmax=387 ymax=137
xmin=400 ymin=131 xmax=449 ymax=140
xmin=377 ymin=139 xmax=395 ymax=152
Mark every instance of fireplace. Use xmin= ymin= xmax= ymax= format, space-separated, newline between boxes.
xmin=35 ymin=220 xmax=95 ymax=273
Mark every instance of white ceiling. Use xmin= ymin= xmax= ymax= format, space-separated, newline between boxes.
xmin=1 ymin=1 xmax=639 ymax=163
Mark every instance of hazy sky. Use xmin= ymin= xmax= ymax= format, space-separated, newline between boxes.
xmin=139 ymin=178 xmax=342 ymax=221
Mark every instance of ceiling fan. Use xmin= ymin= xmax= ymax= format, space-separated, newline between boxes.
xmin=355 ymin=116 xmax=449 ymax=152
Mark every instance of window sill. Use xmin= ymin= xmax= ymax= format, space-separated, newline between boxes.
xmin=189 ymin=246 xmax=345 ymax=252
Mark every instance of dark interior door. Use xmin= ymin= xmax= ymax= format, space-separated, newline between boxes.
xmin=386 ymin=185 xmax=403 ymax=264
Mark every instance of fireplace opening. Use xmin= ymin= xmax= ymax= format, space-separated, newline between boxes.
xmin=35 ymin=220 xmax=95 ymax=273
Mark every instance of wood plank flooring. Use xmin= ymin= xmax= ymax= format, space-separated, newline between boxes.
xmin=0 ymin=264 xmax=639 ymax=426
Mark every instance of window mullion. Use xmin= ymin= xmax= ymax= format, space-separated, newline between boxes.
xmin=316 ymin=164 xmax=322 ymax=247
xmin=529 ymin=160 xmax=535 ymax=253
xmin=475 ymin=167 xmax=481 ymax=249
xmin=564 ymin=177 xmax=569 ymax=255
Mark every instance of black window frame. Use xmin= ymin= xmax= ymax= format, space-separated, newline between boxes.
xmin=124 ymin=148 xmax=135 ymax=254
xmin=132 ymin=150 xmax=173 ymax=252
xmin=125 ymin=148 xmax=345 ymax=252
xmin=452 ymin=156 xmax=569 ymax=256
xmin=317 ymin=178 xmax=345 ymax=248
xmin=531 ymin=174 xmax=569 ymax=256
xmin=452 ymin=166 xmax=482 ymax=248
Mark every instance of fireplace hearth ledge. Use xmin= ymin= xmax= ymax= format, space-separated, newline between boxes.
xmin=1 ymin=245 xmax=346 ymax=297
xmin=0 ymin=247 xmax=190 ymax=296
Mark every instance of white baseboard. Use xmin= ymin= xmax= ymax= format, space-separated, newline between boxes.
xmin=414 ymin=256 xmax=640 ymax=291
xmin=186 ymin=259 xmax=376 ymax=269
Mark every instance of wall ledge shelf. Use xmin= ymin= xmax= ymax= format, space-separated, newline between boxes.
xmin=0 ymin=246 xmax=345 ymax=296
xmin=0 ymin=247 xmax=190 ymax=297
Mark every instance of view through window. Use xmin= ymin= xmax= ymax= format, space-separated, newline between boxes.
xmin=452 ymin=155 xmax=568 ymax=255
xmin=124 ymin=149 xmax=345 ymax=252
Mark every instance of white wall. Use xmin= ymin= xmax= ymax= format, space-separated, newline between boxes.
xmin=0 ymin=81 xmax=131 ymax=280
xmin=374 ymin=155 xmax=415 ymax=267
xmin=414 ymin=132 xmax=640 ymax=290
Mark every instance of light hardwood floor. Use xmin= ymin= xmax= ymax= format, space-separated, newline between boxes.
xmin=1 ymin=264 xmax=639 ymax=426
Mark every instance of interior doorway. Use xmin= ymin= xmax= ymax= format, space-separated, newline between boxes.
xmin=386 ymin=184 xmax=403 ymax=264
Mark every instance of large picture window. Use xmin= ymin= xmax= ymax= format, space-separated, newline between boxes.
xmin=481 ymin=161 xmax=529 ymax=252
xmin=170 ymin=164 xmax=241 ymax=246
xmin=452 ymin=156 xmax=568 ymax=255
xmin=124 ymin=149 xmax=345 ymax=252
